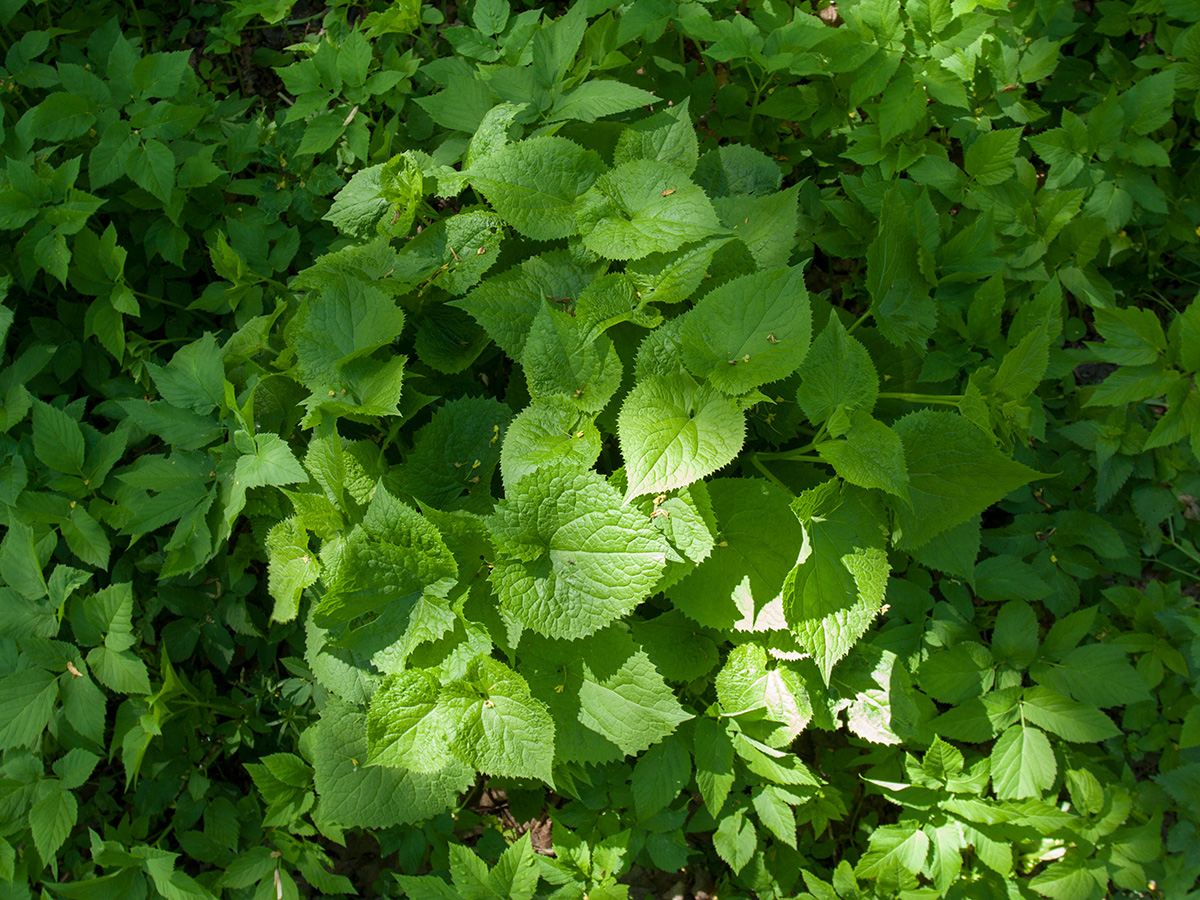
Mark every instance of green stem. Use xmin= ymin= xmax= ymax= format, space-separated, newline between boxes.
xmin=130 ymin=289 xmax=189 ymax=310
xmin=846 ymin=310 xmax=871 ymax=334
xmin=756 ymin=424 xmax=829 ymax=461
xmin=1142 ymin=557 xmax=1200 ymax=581
xmin=125 ymin=0 xmax=146 ymax=44
xmin=877 ymin=392 xmax=963 ymax=406
xmin=749 ymin=454 xmax=791 ymax=494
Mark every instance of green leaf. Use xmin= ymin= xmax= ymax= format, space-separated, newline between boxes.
xmin=1030 ymin=643 xmax=1151 ymax=707
xmin=618 ymin=372 xmax=745 ymax=501
xmin=317 ymin=485 xmax=457 ymax=624
xmin=713 ymin=808 xmax=756 ymax=874
xmin=32 ymin=399 xmax=85 ymax=475
xmin=625 ymin=237 xmax=729 ymax=306
xmin=500 ymin=399 xmax=602 ymax=492
xmin=990 ymin=724 xmax=1056 ymax=799
xmin=574 ymin=159 xmax=723 ymax=260
xmin=991 ymin=600 xmax=1039 ymax=669
xmin=367 ymin=669 xmax=452 ymax=773
xmin=931 ymin=688 xmax=1022 ymax=742
xmin=228 ymin=433 xmax=307 ymax=526
xmin=816 ymin=411 xmax=909 ymax=501
xmin=488 ymin=469 xmax=667 ymax=640
xmin=265 ymin=517 xmax=320 ymax=623
xmin=531 ymin=0 xmax=587 ymax=88
xmin=1 ymin=520 xmax=48 ymax=601
xmin=713 ymin=185 xmax=801 ymax=271
xmin=441 ymin=656 xmax=555 ymax=782
xmin=87 ymin=645 xmax=152 ymax=694
xmin=469 ymin=137 xmax=605 ymax=240
xmin=392 ymin=397 xmax=513 ymax=507
xmin=33 ymin=92 xmax=96 ymax=141
xmin=311 ymin=702 xmax=474 ymax=828
xmin=716 ymin=643 xmax=811 ymax=745
xmin=548 ymin=80 xmax=658 ymax=123
xmin=693 ymin=143 xmax=782 ymax=197
xmin=693 ymin=717 xmax=735 ymax=815
xmin=1121 ymin=70 xmax=1175 ymax=136
xmin=964 ymin=128 xmax=1023 ymax=185
xmin=292 ymin=280 xmax=407 ymax=392
xmin=63 ymin=507 xmax=111 ymax=569
xmin=324 ymin=164 xmax=390 ymax=238
xmin=0 ymin=668 xmax=58 ymax=749
xmin=796 ymin=315 xmax=879 ymax=426
xmin=891 ymin=410 xmax=1043 ymax=549
xmin=877 ymin=71 xmax=927 ymax=142
xmin=919 ymin=642 xmax=995 ymax=705
xmin=855 ymin=822 xmax=929 ymax=890
xmin=145 ymin=333 xmax=224 ymax=414
xmin=30 ymin=780 xmax=78 ymax=861
xmin=452 ymin=249 xmax=599 ymax=359
xmin=523 ymin=627 xmax=689 ymax=763
xmin=1020 ymin=686 xmax=1120 ymax=743
xmin=632 ymin=733 xmax=691 ymax=819
xmin=752 ymin=784 xmax=798 ymax=848
xmin=669 ymin=478 xmax=803 ymax=630
xmin=679 ymin=266 xmax=811 ymax=394
xmin=473 ymin=0 xmax=510 ymax=34
xmin=991 ymin=316 xmax=1052 ymax=402
xmin=126 ymin=138 xmax=175 ymax=204
xmin=132 ymin=50 xmax=193 ymax=98
xmin=613 ymin=99 xmax=699 ymax=174
xmin=393 ymin=210 xmax=504 ymax=298
xmin=1174 ymin=298 xmax=1200 ymax=372
xmin=1087 ymin=306 xmax=1168 ymax=366
xmin=784 ymin=482 xmax=889 ymax=683
xmin=521 ymin=306 xmax=623 ymax=414
xmin=1028 ymin=853 xmax=1108 ymax=900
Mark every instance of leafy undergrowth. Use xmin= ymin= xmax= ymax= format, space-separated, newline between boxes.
xmin=2 ymin=0 xmax=1200 ymax=898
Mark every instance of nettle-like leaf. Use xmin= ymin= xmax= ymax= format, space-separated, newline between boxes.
xmin=310 ymin=702 xmax=473 ymax=829
xmin=452 ymin=249 xmax=601 ymax=360
xmin=679 ymin=266 xmax=812 ymax=395
xmin=315 ymin=486 xmax=458 ymax=627
xmin=440 ymin=655 xmax=556 ymax=782
xmin=783 ymin=481 xmax=890 ymax=683
xmin=468 ymin=136 xmax=604 ymax=240
xmin=574 ymin=159 xmax=723 ymax=260
xmin=617 ymin=372 xmax=746 ymax=501
xmin=669 ymin=478 xmax=803 ymax=630
xmin=500 ymin=398 xmax=602 ymax=492
xmin=613 ymin=99 xmax=700 ymax=175
xmin=891 ymin=410 xmax=1043 ymax=549
xmin=797 ymin=315 xmax=879 ymax=427
xmin=522 ymin=627 xmax=690 ymax=764
xmin=716 ymin=643 xmax=812 ymax=747
xmin=487 ymin=469 xmax=668 ymax=640
xmin=521 ymin=305 xmax=623 ymax=414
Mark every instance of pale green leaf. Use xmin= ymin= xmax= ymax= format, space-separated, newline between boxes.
xmin=1020 ymin=686 xmax=1120 ymax=743
xmin=679 ymin=266 xmax=811 ymax=395
xmin=488 ymin=469 xmax=667 ymax=639
xmin=500 ymin=399 xmax=602 ymax=492
xmin=669 ymin=478 xmax=803 ymax=630
xmin=784 ymin=482 xmax=889 ymax=683
xmin=574 ymin=159 xmax=723 ymax=260
xmin=991 ymin=724 xmax=1056 ymax=799
xmin=441 ymin=656 xmax=555 ymax=782
xmin=816 ymin=411 xmax=909 ymax=500
xmin=310 ymin=702 xmax=474 ymax=828
xmin=613 ymin=99 xmax=699 ymax=174
xmin=469 ymin=137 xmax=605 ymax=240
xmin=618 ymin=372 xmax=745 ymax=501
